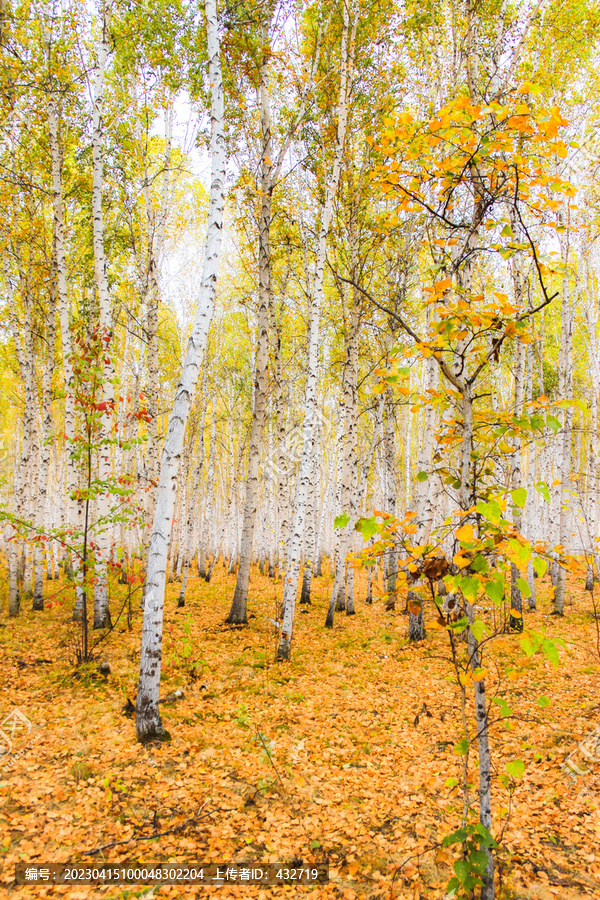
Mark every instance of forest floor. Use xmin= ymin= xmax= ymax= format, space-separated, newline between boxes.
xmin=1 ymin=565 xmax=599 ymax=900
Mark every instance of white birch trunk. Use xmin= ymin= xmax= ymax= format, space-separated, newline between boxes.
xmin=178 ymin=386 xmax=208 ymax=606
xmin=277 ymin=4 xmax=355 ymax=658
xmin=554 ymin=226 xmax=573 ymax=615
xmin=145 ymin=102 xmax=173 ymax=536
xmin=136 ymin=0 xmax=225 ymax=742
xmin=325 ymin=399 xmax=384 ymax=627
xmin=91 ymin=1 xmax=113 ymax=629
xmin=226 ymin=27 xmax=272 ymax=624
xmin=44 ymin=5 xmax=84 ymax=615
xmin=384 ymin=395 xmax=398 ymax=610
xmin=33 ymin=294 xmax=56 ymax=609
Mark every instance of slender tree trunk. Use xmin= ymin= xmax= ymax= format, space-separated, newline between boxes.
xmin=342 ymin=276 xmax=359 ymax=616
xmin=554 ymin=227 xmax=573 ymax=615
xmin=461 ymin=379 xmax=495 ymax=898
xmin=325 ymin=399 xmax=384 ymax=628
xmin=467 ymin=606 xmax=494 ymax=900
xmin=409 ymin=309 xmax=439 ymax=641
xmin=8 ymin=529 xmax=20 ymax=616
xmin=44 ymin=11 xmax=83 ymax=618
xmin=178 ymin=390 xmax=208 ymax=607
xmin=525 ymin=345 xmax=537 ymax=609
xmin=91 ymin=2 xmax=113 ymax=630
xmin=510 ymin=340 xmax=525 ymax=630
xmin=33 ymin=291 xmax=56 ymax=609
xmin=136 ymin=0 xmax=225 ymax=742
xmin=12 ymin=286 xmax=39 ymax=606
xmin=201 ymin=397 xmax=217 ymax=581
xmin=278 ymin=4 xmax=355 ymax=658
xmin=226 ymin=33 xmax=272 ymax=625
xmin=145 ymin=102 xmax=173 ymax=538
xmin=299 ymin=426 xmax=319 ymax=605
xmin=333 ymin=413 xmax=346 ymax=611
xmin=313 ymin=449 xmax=336 ymax=580
xmin=384 ymin=395 xmax=397 ymax=611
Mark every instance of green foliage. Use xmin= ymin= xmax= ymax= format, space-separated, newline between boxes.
xmin=355 ymin=516 xmax=380 ymax=540
xmin=442 ymin=821 xmax=497 ymax=897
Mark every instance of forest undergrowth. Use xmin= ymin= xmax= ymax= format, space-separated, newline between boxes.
xmin=1 ymin=566 xmax=599 ymax=900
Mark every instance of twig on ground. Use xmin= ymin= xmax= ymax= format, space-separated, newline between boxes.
xmin=83 ymin=800 xmax=231 ymax=855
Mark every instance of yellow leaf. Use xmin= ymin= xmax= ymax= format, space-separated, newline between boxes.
xmin=453 ymin=553 xmax=471 ymax=568
xmin=434 ymin=277 xmax=452 ymax=294
xmin=456 ymin=523 xmax=474 ymax=542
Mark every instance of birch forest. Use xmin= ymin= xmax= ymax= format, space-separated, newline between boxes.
xmin=2 ymin=0 xmax=600 ymax=898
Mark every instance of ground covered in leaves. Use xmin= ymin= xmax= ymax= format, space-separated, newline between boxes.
xmin=1 ymin=564 xmax=599 ymax=900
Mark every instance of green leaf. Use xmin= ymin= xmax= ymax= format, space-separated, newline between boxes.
xmin=334 ymin=513 xmax=350 ymax=530
xmin=520 ymin=634 xmax=537 ymax=657
xmin=533 ymin=556 xmax=547 ymax=577
xmin=445 ymin=776 xmax=458 ymax=788
xmin=416 ymin=471 xmax=429 ymax=482
xmin=473 ymin=824 xmax=498 ymax=848
xmin=443 ymin=828 xmax=468 ymax=847
xmin=355 ymin=516 xmax=380 ymax=540
xmin=546 ymin=415 xmax=561 ymax=434
xmin=537 ymin=695 xmax=550 ymax=708
xmin=450 ymin=615 xmax=469 ymax=633
xmin=471 ymin=554 xmax=489 ymax=574
xmin=510 ymin=488 xmax=527 ymax=508
xmin=445 ymin=878 xmax=460 ymax=898
xmin=485 ymin=579 xmax=505 ymax=604
xmin=476 ymin=499 xmax=502 ymax=525
xmin=310 ymin=840 xmax=321 ymax=849
xmin=459 ymin=576 xmax=480 ymax=601
xmin=506 ymin=759 xmax=525 ymax=779
xmin=542 ymin=638 xmax=560 ymax=669
xmin=469 ymin=849 xmax=489 ymax=874
xmin=454 ymin=859 xmax=471 ymax=885
xmin=470 ymin=618 xmax=488 ymax=641
xmin=454 ymin=738 xmax=470 ymax=756
xmin=535 ymin=481 xmax=551 ymax=502
xmin=517 ymin=577 xmax=531 ymax=598
xmin=500 ymin=223 xmax=514 ymax=237
xmin=492 ymin=697 xmax=512 ymax=717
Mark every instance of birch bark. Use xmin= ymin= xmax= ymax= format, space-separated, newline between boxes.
xmin=525 ymin=345 xmax=537 ymax=608
xmin=91 ymin=1 xmax=113 ymax=629
xmin=33 ymin=293 xmax=56 ymax=609
xmin=43 ymin=4 xmax=84 ymax=616
xmin=324 ymin=398 xmax=384 ymax=628
xmin=341 ymin=278 xmax=359 ymax=616
xmin=384 ymin=395 xmax=398 ymax=610
xmin=226 ymin=25 xmax=272 ymax=624
xmin=145 ymin=102 xmax=173 ymax=535
xmin=409 ymin=318 xmax=439 ymax=641
xmin=178 ymin=387 xmax=207 ymax=606
xmin=200 ymin=397 xmax=217 ymax=580
xmin=136 ymin=0 xmax=225 ymax=742
xmin=553 ymin=226 xmax=573 ymax=615
xmin=277 ymin=4 xmax=355 ymax=658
